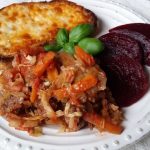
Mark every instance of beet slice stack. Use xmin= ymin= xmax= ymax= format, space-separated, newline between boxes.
xmin=97 ymin=23 xmax=150 ymax=107
xmin=101 ymin=55 xmax=149 ymax=107
xmin=110 ymin=23 xmax=150 ymax=66
xmin=100 ymin=32 xmax=142 ymax=63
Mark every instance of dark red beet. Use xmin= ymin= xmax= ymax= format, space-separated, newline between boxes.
xmin=100 ymin=33 xmax=142 ymax=63
xmin=109 ymin=23 xmax=150 ymax=39
xmin=101 ymin=55 xmax=149 ymax=107
xmin=109 ymin=29 xmax=150 ymax=66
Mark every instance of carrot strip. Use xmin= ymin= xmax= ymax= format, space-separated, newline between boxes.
xmin=53 ymin=74 xmax=97 ymax=101
xmin=33 ymin=52 xmax=55 ymax=77
xmin=53 ymin=89 xmax=81 ymax=106
xmin=69 ymin=96 xmax=80 ymax=106
xmin=53 ymin=88 xmax=69 ymax=101
xmin=47 ymin=66 xmax=58 ymax=82
xmin=71 ymin=74 xmax=97 ymax=93
xmin=30 ymin=78 xmax=40 ymax=102
xmin=75 ymin=46 xmax=95 ymax=66
xmin=83 ymin=112 xmax=123 ymax=134
xmin=45 ymin=118 xmax=60 ymax=125
xmin=16 ymin=127 xmax=32 ymax=131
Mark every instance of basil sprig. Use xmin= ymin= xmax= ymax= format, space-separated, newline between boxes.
xmin=43 ymin=24 xmax=104 ymax=55
xmin=69 ymin=24 xmax=93 ymax=43
xmin=63 ymin=42 xmax=75 ymax=55
xmin=78 ymin=38 xmax=104 ymax=55
xmin=56 ymin=28 xmax=69 ymax=46
xmin=44 ymin=43 xmax=61 ymax=51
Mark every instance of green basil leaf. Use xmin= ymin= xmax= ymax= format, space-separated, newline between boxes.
xmin=44 ymin=43 xmax=62 ymax=51
xmin=78 ymin=38 xmax=104 ymax=55
xmin=56 ymin=28 xmax=69 ymax=46
xmin=63 ymin=42 xmax=75 ymax=55
xmin=69 ymin=24 xmax=93 ymax=43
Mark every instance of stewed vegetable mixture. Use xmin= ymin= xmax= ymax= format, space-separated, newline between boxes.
xmin=0 ymin=24 xmax=123 ymax=136
xmin=0 ymin=46 xmax=123 ymax=135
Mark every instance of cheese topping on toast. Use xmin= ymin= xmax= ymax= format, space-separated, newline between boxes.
xmin=0 ymin=0 xmax=97 ymax=57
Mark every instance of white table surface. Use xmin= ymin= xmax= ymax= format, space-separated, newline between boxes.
xmin=0 ymin=0 xmax=150 ymax=150
xmin=110 ymin=1 xmax=150 ymax=149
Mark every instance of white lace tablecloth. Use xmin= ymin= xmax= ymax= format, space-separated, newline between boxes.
xmin=0 ymin=0 xmax=150 ymax=150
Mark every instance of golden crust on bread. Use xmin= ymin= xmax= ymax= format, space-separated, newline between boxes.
xmin=0 ymin=0 xmax=97 ymax=57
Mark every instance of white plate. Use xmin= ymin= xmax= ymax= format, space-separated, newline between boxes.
xmin=0 ymin=0 xmax=150 ymax=150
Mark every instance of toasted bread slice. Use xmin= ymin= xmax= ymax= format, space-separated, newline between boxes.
xmin=0 ymin=0 xmax=97 ymax=57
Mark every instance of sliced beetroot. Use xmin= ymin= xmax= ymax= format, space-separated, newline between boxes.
xmin=109 ymin=23 xmax=150 ymax=39
xmin=109 ymin=29 xmax=150 ymax=66
xmin=100 ymin=33 xmax=142 ymax=63
xmin=101 ymin=55 xmax=149 ymax=107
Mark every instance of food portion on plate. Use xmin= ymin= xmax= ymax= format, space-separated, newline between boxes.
xmin=0 ymin=0 xmax=149 ymax=136
xmin=0 ymin=0 xmax=123 ymax=136
xmin=0 ymin=44 xmax=123 ymax=136
xmin=97 ymin=23 xmax=150 ymax=107
xmin=109 ymin=23 xmax=150 ymax=66
xmin=0 ymin=0 xmax=96 ymax=57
